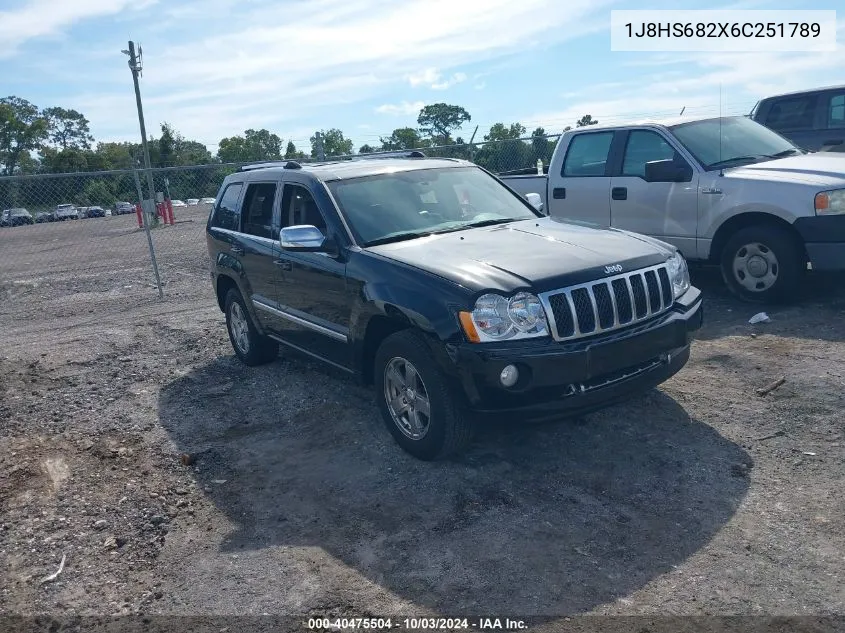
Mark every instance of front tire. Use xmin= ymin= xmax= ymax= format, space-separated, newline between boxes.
xmin=224 ymin=288 xmax=278 ymax=366
xmin=720 ymin=225 xmax=804 ymax=303
xmin=374 ymin=330 xmax=473 ymax=460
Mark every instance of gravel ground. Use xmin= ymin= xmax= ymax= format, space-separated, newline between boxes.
xmin=1 ymin=215 xmax=844 ymax=632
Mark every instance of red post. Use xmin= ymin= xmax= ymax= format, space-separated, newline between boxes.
xmin=135 ymin=202 xmax=143 ymax=228
xmin=166 ymin=198 xmax=174 ymax=225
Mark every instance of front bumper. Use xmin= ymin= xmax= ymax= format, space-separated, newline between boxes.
xmin=794 ymin=216 xmax=845 ymax=271
xmin=439 ymin=287 xmax=703 ymax=419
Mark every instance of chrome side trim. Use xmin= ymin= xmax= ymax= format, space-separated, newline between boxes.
xmin=267 ymin=334 xmax=354 ymax=374
xmin=252 ymin=299 xmax=348 ymax=343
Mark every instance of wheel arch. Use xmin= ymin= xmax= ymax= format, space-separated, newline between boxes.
xmin=709 ymin=212 xmax=807 ymax=264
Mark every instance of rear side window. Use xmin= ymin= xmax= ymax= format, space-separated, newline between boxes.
xmin=828 ymin=93 xmax=845 ymax=129
xmin=211 ymin=183 xmax=243 ymax=231
xmin=241 ymin=182 xmax=277 ymax=238
xmin=764 ymin=95 xmax=817 ymax=131
xmin=562 ymin=132 xmax=613 ymax=177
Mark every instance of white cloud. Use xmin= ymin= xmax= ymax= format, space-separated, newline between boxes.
xmin=375 ymin=100 xmax=427 ymax=116
xmin=407 ymin=68 xmax=441 ymax=87
xmin=521 ymin=45 xmax=845 ymax=134
xmin=474 ymin=81 xmax=487 ymax=91
xmin=432 ymin=72 xmax=467 ymax=90
xmin=0 ymin=0 xmax=151 ymax=58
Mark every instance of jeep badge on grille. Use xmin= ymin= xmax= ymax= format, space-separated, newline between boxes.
xmin=604 ymin=264 xmax=623 ymax=274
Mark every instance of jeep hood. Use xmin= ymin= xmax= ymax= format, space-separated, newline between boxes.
xmin=726 ymin=153 xmax=845 ymax=188
xmin=365 ymin=217 xmax=673 ymax=294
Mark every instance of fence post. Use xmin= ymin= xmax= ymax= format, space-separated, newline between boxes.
xmin=133 ymin=169 xmax=164 ymax=299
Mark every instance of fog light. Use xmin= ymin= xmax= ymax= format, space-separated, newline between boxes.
xmin=500 ymin=364 xmax=519 ymax=387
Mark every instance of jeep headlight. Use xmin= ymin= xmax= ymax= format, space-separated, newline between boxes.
xmin=459 ymin=292 xmax=549 ymax=342
xmin=815 ymin=189 xmax=845 ymax=215
xmin=666 ymin=251 xmax=690 ymax=299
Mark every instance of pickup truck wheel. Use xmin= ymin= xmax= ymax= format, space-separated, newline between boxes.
xmin=374 ymin=331 xmax=473 ymax=460
xmin=224 ymin=288 xmax=278 ymax=366
xmin=720 ymin=225 xmax=804 ymax=303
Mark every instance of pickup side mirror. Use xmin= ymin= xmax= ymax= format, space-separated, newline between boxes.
xmin=525 ymin=192 xmax=544 ymax=213
xmin=644 ymin=159 xmax=692 ymax=183
xmin=280 ymin=225 xmax=328 ymax=252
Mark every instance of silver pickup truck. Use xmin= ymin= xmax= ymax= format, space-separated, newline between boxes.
xmin=501 ymin=115 xmax=845 ymax=302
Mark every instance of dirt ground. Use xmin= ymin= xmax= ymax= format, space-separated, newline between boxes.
xmin=1 ymin=213 xmax=844 ymax=631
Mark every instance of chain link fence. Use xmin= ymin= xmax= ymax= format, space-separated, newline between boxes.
xmin=0 ymin=135 xmax=559 ymax=332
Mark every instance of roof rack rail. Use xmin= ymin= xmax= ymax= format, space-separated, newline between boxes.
xmin=239 ymin=160 xmax=302 ymax=172
xmin=351 ymin=150 xmax=427 ymax=161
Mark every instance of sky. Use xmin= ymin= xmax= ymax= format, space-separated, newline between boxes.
xmin=1 ymin=0 xmax=843 ymax=155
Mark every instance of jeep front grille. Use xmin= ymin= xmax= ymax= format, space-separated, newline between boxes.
xmin=539 ymin=263 xmax=674 ymax=342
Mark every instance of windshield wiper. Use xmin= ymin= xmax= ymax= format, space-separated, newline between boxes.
xmin=706 ymin=156 xmax=761 ymax=169
xmin=762 ymin=148 xmax=804 ymax=158
xmin=364 ymin=230 xmax=434 ymax=246
xmin=433 ymin=218 xmax=520 ymax=234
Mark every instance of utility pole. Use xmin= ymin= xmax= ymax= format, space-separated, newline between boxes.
xmin=123 ymin=41 xmax=164 ymax=298
xmin=124 ymin=41 xmax=158 ymax=227
xmin=314 ymin=131 xmax=326 ymax=161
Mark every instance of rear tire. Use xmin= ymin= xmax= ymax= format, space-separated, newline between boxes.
xmin=720 ymin=225 xmax=804 ymax=303
xmin=374 ymin=330 xmax=473 ymax=460
xmin=224 ymin=288 xmax=278 ymax=366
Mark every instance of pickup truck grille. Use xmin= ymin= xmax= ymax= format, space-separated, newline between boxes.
xmin=540 ymin=263 xmax=674 ymax=341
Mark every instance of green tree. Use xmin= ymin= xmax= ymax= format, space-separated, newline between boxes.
xmin=43 ymin=106 xmax=94 ymax=150
xmin=358 ymin=144 xmax=376 ymax=154
xmin=40 ymin=147 xmax=92 ymax=173
xmin=155 ymin=122 xmax=212 ymax=166
xmin=380 ymin=127 xmax=426 ymax=151
xmin=417 ymin=103 xmax=471 ymax=144
xmin=94 ymin=142 xmax=140 ymax=170
xmin=576 ymin=114 xmax=598 ymax=127
xmin=483 ymin=122 xmax=526 ymax=141
xmin=217 ymin=128 xmax=283 ymax=163
xmin=310 ymin=128 xmax=353 ymax=158
xmin=0 ymin=96 xmax=49 ymax=176
xmin=284 ymin=140 xmax=306 ymax=160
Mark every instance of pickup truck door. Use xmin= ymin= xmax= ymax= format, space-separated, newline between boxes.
xmin=609 ymin=129 xmax=699 ymax=256
xmin=547 ymin=130 xmax=614 ymax=227
xmin=271 ymin=179 xmax=352 ymax=372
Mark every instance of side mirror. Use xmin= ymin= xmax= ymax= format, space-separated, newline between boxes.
xmin=644 ymin=159 xmax=692 ymax=183
xmin=525 ymin=192 xmax=544 ymax=213
xmin=280 ymin=225 xmax=327 ymax=252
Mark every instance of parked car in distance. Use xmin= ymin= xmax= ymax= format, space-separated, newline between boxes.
xmin=199 ymin=197 xmax=216 ymax=205
xmin=0 ymin=208 xmax=34 ymax=227
xmin=750 ymin=84 xmax=845 ymax=152
xmin=34 ymin=212 xmax=53 ymax=223
xmin=86 ymin=206 xmax=106 ymax=218
xmin=113 ymin=201 xmax=135 ymax=215
xmin=54 ymin=203 xmax=79 ymax=221
xmin=500 ymin=115 xmax=845 ymax=303
xmin=186 ymin=198 xmax=200 ymax=206
xmin=76 ymin=206 xmax=89 ymax=218
xmin=206 ymin=155 xmax=702 ymax=460
xmin=171 ymin=199 xmax=187 ymax=207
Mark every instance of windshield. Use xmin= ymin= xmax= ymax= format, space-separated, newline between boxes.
xmin=327 ymin=166 xmax=539 ymax=246
xmin=669 ymin=116 xmax=801 ymax=170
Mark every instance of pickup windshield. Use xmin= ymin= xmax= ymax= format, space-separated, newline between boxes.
xmin=669 ymin=116 xmax=802 ymax=171
xmin=327 ymin=166 xmax=539 ymax=246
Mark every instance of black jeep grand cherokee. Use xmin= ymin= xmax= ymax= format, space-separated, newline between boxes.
xmin=206 ymin=154 xmax=703 ymax=460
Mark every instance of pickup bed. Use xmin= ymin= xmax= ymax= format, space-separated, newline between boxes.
xmin=500 ymin=115 xmax=845 ymax=303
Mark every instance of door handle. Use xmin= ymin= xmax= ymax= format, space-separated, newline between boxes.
xmin=230 ymin=245 xmax=244 ymax=255
xmin=275 ymin=260 xmax=292 ymax=271
xmin=552 ymin=187 xmax=566 ymax=199
xmin=611 ymin=187 xmax=627 ymax=200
